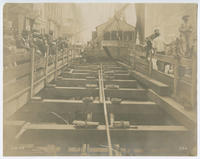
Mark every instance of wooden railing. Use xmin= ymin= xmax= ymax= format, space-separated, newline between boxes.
xmin=3 ymin=46 xmax=81 ymax=119
xmin=128 ymin=44 xmax=197 ymax=110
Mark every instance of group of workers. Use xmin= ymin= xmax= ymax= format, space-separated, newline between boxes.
xmin=16 ymin=30 xmax=69 ymax=56
xmin=144 ymin=15 xmax=193 ymax=74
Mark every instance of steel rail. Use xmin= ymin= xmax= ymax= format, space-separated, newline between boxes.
xmin=99 ymin=64 xmax=113 ymax=156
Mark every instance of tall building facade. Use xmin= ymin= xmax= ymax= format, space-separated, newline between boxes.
xmin=4 ymin=3 xmax=81 ymax=40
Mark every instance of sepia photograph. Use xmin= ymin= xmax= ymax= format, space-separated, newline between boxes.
xmin=2 ymin=1 xmax=198 ymax=157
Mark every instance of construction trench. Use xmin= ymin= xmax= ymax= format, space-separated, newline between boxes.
xmin=3 ymin=3 xmax=197 ymax=156
xmin=4 ymin=57 xmax=196 ymax=156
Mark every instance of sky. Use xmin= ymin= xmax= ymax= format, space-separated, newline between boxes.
xmin=77 ymin=3 xmax=137 ymax=42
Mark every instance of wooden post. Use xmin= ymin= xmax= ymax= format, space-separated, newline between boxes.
xmin=110 ymin=113 xmax=114 ymax=127
xmin=55 ymin=47 xmax=58 ymax=81
xmin=71 ymin=49 xmax=74 ymax=63
xmin=81 ymin=144 xmax=87 ymax=155
xmin=173 ymin=57 xmax=179 ymax=97
xmin=45 ymin=46 xmax=49 ymax=85
xmin=87 ymin=112 xmax=92 ymax=121
xmin=30 ymin=47 xmax=35 ymax=99
xmin=148 ymin=50 xmax=152 ymax=76
xmin=86 ymin=111 xmax=92 ymax=155
xmin=191 ymin=44 xmax=197 ymax=110
xmin=62 ymin=49 xmax=64 ymax=65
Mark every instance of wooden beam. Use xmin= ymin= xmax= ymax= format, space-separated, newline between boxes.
xmin=72 ymin=69 xmax=97 ymax=74
xmin=62 ymin=72 xmax=98 ymax=79
xmin=105 ymin=88 xmax=147 ymax=100
xmin=105 ymin=74 xmax=131 ymax=80
xmin=104 ymin=79 xmax=137 ymax=88
xmin=147 ymin=89 xmax=196 ymax=129
xmin=130 ymin=70 xmax=170 ymax=96
xmin=55 ymin=78 xmax=98 ymax=87
xmin=6 ymin=122 xmax=189 ymax=146
xmin=41 ymin=87 xmax=99 ymax=99
xmin=55 ymin=78 xmax=137 ymax=88
xmin=3 ymin=62 xmax=30 ymax=83
xmin=76 ymin=65 xmax=99 ymax=70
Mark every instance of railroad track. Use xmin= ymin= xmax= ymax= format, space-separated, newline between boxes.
xmin=4 ymin=60 xmax=192 ymax=156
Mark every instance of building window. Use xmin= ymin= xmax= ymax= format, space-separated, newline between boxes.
xmin=104 ymin=31 xmax=110 ymax=40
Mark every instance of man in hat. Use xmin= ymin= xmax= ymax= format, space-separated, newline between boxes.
xmin=152 ymin=29 xmax=166 ymax=72
xmin=145 ymin=28 xmax=160 ymax=59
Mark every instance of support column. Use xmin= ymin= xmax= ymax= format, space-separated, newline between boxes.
xmin=55 ymin=47 xmax=58 ymax=81
xmin=135 ymin=4 xmax=145 ymax=44
xmin=45 ymin=46 xmax=49 ymax=85
xmin=148 ymin=51 xmax=152 ymax=76
xmin=30 ymin=47 xmax=35 ymax=99
xmin=191 ymin=42 xmax=197 ymax=110
xmin=110 ymin=113 xmax=115 ymax=127
xmin=173 ymin=58 xmax=179 ymax=97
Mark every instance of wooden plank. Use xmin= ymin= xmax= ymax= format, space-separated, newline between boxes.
xmin=154 ymin=54 xmax=175 ymax=64
xmin=41 ymin=87 xmax=99 ymax=99
xmin=105 ymin=88 xmax=147 ymax=100
xmin=3 ymin=55 xmax=69 ymax=119
xmin=177 ymin=79 xmax=192 ymax=108
xmin=151 ymin=70 xmax=174 ymax=91
xmin=3 ymin=62 xmax=30 ymax=83
xmin=73 ymin=69 xmax=97 ymax=73
xmin=135 ymin=50 xmax=146 ymax=57
xmin=130 ymin=70 xmax=170 ymax=96
xmin=4 ymin=53 xmax=31 ymax=66
xmin=55 ymin=78 xmax=98 ymax=87
xmin=3 ymin=75 xmax=30 ymax=100
xmin=135 ymin=66 xmax=149 ymax=75
xmin=179 ymin=57 xmax=192 ymax=67
xmin=136 ymin=62 xmax=148 ymax=72
xmin=62 ymin=72 xmax=98 ymax=79
xmin=18 ymin=100 xmax=160 ymax=115
xmin=107 ymin=101 xmax=160 ymax=114
xmin=35 ymin=58 xmax=45 ymax=70
xmin=147 ymin=89 xmax=196 ymax=129
xmin=104 ymin=79 xmax=137 ymax=88
xmin=6 ymin=122 xmax=189 ymax=146
xmin=135 ymin=56 xmax=148 ymax=66
xmin=108 ymin=74 xmax=130 ymax=80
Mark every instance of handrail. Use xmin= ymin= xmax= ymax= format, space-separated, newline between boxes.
xmin=129 ymin=43 xmax=196 ymax=109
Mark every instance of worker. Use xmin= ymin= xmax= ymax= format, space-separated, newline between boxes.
xmin=152 ymin=29 xmax=166 ymax=72
xmin=145 ymin=28 xmax=160 ymax=59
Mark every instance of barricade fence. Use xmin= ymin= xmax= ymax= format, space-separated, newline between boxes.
xmin=3 ymin=46 xmax=81 ymax=119
xmin=128 ymin=43 xmax=196 ymax=110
